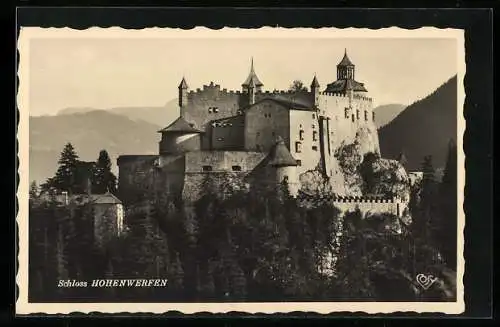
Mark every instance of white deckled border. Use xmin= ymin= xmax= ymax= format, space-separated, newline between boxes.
xmin=16 ymin=26 xmax=466 ymax=315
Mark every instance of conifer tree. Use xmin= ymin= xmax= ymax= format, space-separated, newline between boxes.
xmin=49 ymin=143 xmax=80 ymax=193
xmin=29 ymin=181 xmax=39 ymax=200
xmin=92 ymin=150 xmax=117 ymax=194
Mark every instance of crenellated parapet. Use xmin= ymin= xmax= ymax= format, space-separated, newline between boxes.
xmin=319 ymin=91 xmax=372 ymax=102
xmin=298 ymin=193 xmax=402 ymax=203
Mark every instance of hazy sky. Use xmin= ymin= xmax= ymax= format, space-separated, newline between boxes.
xmin=29 ymin=36 xmax=458 ymax=116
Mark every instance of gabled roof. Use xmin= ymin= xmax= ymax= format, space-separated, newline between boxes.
xmin=268 ymin=136 xmax=298 ymax=167
xmin=90 ymin=192 xmax=122 ymax=205
xmin=158 ymin=116 xmax=203 ymax=133
xmin=242 ymin=58 xmax=264 ymax=87
xmin=324 ymin=79 xmax=368 ymax=93
xmin=337 ymin=49 xmax=354 ymax=67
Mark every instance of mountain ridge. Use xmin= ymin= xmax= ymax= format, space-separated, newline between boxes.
xmin=378 ymin=75 xmax=458 ymax=171
xmin=30 ymin=110 xmax=163 ymax=185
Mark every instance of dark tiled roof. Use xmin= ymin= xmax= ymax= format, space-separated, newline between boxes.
xmin=268 ymin=136 xmax=298 ymax=167
xmin=158 ymin=116 xmax=203 ymax=133
xmin=324 ymin=79 xmax=368 ymax=93
xmin=338 ymin=50 xmax=354 ymax=67
xmin=261 ymin=97 xmax=314 ymax=111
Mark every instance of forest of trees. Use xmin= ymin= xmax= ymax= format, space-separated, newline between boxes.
xmin=28 ymin=140 xmax=458 ymax=302
xmin=32 ymin=143 xmax=117 ymax=197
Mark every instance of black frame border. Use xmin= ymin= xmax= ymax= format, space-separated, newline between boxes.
xmin=10 ymin=5 xmax=494 ymax=323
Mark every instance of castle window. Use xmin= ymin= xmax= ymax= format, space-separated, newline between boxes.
xmin=312 ymin=124 xmax=315 ymax=129
xmin=296 ymin=159 xmax=302 ymax=166
xmin=312 ymin=145 xmax=318 ymax=151
xmin=214 ymin=107 xmax=219 ymax=113
xmin=299 ymin=130 xmax=304 ymax=140
xmin=202 ymin=166 xmax=213 ymax=172
xmin=299 ymin=124 xmax=303 ymax=128
xmin=232 ymin=165 xmax=242 ymax=172
xmin=295 ymin=142 xmax=302 ymax=153
xmin=372 ymin=112 xmax=376 ymax=121
xmin=312 ymin=131 xmax=318 ymax=141
xmin=312 ymin=114 xmax=316 ymax=119
xmin=356 ymin=110 xmax=360 ymax=120
xmin=345 ymin=108 xmax=349 ymax=119
xmin=364 ymin=110 xmax=368 ymax=121
xmin=352 ymin=115 xmax=355 ymax=122
xmin=272 ymin=131 xmax=275 ymax=136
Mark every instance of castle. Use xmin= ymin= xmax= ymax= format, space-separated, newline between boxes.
xmin=117 ymin=50 xmax=408 ymax=217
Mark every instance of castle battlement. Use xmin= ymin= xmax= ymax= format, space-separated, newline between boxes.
xmin=298 ymin=193 xmax=401 ymax=204
xmin=319 ymin=92 xmax=372 ymax=103
xmin=320 ymin=92 xmax=347 ymax=97
xmin=333 ymin=195 xmax=398 ymax=203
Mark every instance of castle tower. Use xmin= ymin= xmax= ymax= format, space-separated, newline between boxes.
xmin=178 ymin=77 xmax=189 ymax=108
xmin=248 ymin=76 xmax=256 ymax=105
xmin=337 ymin=48 xmax=355 ymax=80
xmin=311 ymin=74 xmax=320 ymax=108
xmin=268 ymin=136 xmax=299 ymax=197
xmin=158 ymin=116 xmax=203 ymax=155
xmin=242 ymin=57 xmax=263 ymax=93
xmin=324 ymin=49 xmax=368 ymax=94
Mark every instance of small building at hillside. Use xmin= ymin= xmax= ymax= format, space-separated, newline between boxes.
xmin=38 ymin=191 xmax=124 ymax=247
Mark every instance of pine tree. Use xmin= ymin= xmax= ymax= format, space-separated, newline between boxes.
xmin=29 ymin=181 xmax=39 ymax=200
xmin=92 ymin=150 xmax=117 ymax=194
xmin=49 ymin=143 xmax=80 ymax=193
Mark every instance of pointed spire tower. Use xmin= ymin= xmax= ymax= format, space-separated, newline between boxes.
xmin=325 ymin=48 xmax=368 ymax=94
xmin=178 ymin=76 xmax=189 ymax=108
xmin=311 ymin=74 xmax=320 ymax=107
xmin=242 ymin=57 xmax=263 ymax=92
xmin=337 ymin=48 xmax=355 ymax=80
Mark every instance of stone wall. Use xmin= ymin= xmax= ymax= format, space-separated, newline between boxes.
xmin=184 ymin=151 xmax=266 ymax=173
xmin=244 ymin=100 xmax=290 ymax=152
xmin=289 ymin=109 xmax=322 ymax=176
xmin=117 ymin=155 xmax=158 ymax=205
xmin=93 ymin=203 xmax=124 ymax=247
xmin=209 ymin=115 xmax=245 ymax=150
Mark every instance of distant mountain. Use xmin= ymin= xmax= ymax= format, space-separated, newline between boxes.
xmin=57 ymin=98 xmax=179 ymax=126
xmin=30 ymin=111 xmax=163 ymax=185
xmin=373 ymin=104 xmax=407 ymax=129
xmin=379 ymin=75 xmax=458 ymax=171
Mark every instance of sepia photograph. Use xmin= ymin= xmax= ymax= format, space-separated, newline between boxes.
xmin=16 ymin=26 xmax=465 ymax=314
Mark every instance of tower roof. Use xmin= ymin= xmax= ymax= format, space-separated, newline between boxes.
xmin=158 ymin=116 xmax=203 ymax=133
xmin=324 ymin=79 xmax=367 ymax=93
xmin=178 ymin=77 xmax=188 ymax=89
xmin=242 ymin=57 xmax=264 ymax=87
xmin=337 ymin=49 xmax=354 ymax=67
xmin=311 ymin=75 xmax=320 ymax=88
xmin=268 ymin=136 xmax=298 ymax=167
